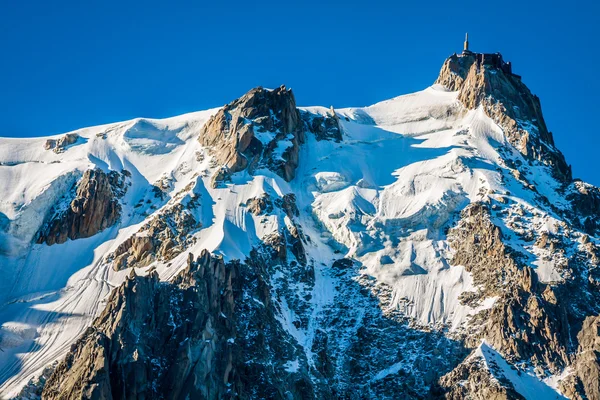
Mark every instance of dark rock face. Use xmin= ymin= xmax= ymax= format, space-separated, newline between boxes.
xmin=443 ymin=202 xmax=600 ymax=398
xmin=314 ymin=265 xmax=466 ymax=399
xmin=277 ymin=194 xmax=306 ymax=266
xmin=41 ymin=247 xmax=321 ymax=400
xmin=245 ymin=193 xmax=273 ymax=216
xmin=558 ymin=316 xmax=600 ymax=400
xmin=200 ymin=85 xmax=305 ymax=182
xmin=36 ymin=169 xmax=126 ymax=245
xmin=448 ymin=204 xmax=571 ymax=370
xmin=560 ymin=316 xmax=600 ymax=400
xmin=301 ymin=106 xmax=343 ymax=142
xmin=436 ymin=53 xmax=571 ymax=181
xmin=42 ymin=250 xmax=240 ymax=400
xmin=567 ymin=181 xmax=600 ymax=235
xmin=234 ymin=248 xmax=320 ymax=399
xmin=37 ymin=187 xmax=470 ymax=399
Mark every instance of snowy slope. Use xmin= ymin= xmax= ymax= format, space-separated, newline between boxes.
xmin=0 ymin=84 xmax=579 ymax=398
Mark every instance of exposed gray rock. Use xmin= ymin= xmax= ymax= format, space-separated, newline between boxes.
xmin=44 ymin=133 xmax=80 ymax=153
xmin=449 ymin=203 xmax=571 ymax=371
xmin=443 ymin=200 xmax=600 ymax=399
xmin=301 ymin=106 xmax=343 ymax=142
xmin=199 ymin=85 xmax=305 ymax=182
xmin=559 ymin=316 xmax=600 ymax=400
xmin=567 ymin=180 xmax=600 ymax=235
xmin=276 ymin=193 xmax=300 ymax=219
xmin=439 ymin=348 xmax=525 ymax=400
xmin=14 ymin=362 xmax=57 ymax=399
xmin=42 ymin=250 xmax=240 ymax=400
xmin=315 ymin=260 xmax=466 ymax=398
xmin=36 ymin=169 xmax=126 ymax=245
xmin=210 ymin=166 xmax=232 ymax=189
xmin=107 ymin=199 xmax=201 ymax=271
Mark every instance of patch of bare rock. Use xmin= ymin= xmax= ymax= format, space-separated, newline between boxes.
xmin=44 ymin=133 xmax=80 ymax=153
xmin=36 ymin=169 xmax=128 ymax=245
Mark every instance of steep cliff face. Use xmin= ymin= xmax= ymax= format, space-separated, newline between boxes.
xmin=36 ymin=169 xmax=126 ymax=245
xmin=448 ymin=204 xmax=571 ymax=370
xmin=436 ymin=53 xmax=571 ymax=181
xmin=441 ymin=197 xmax=600 ymax=398
xmin=300 ymin=106 xmax=343 ymax=143
xmin=559 ymin=316 xmax=600 ymax=399
xmin=567 ymin=181 xmax=600 ymax=236
xmin=42 ymin=250 xmax=240 ymax=400
xmin=199 ymin=85 xmax=305 ymax=185
xmin=440 ymin=343 xmax=526 ymax=400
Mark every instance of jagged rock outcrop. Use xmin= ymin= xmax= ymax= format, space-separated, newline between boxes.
xmin=312 ymin=259 xmax=466 ymax=399
xmin=44 ymin=133 xmax=80 ymax=153
xmin=245 ymin=193 xmax=273 ymax=216
xmin=449 ymin=203 xmax=571 ymax=371
xmin=107 ymin=199 xmax=201 ymax=271
xmin=200 ymin=85 xmax=305 ymax=182
xmin=210 ymin=166 xmax=232 ymax=189
xmin=567 ymin=180 xmax=600 ymax=235
xmin=42 ymin=245 xmax=324 ymax=399
xmin=436 ymin=53 xmax=571 ymax=181
xmin=559 ymin=316 xmax=600 ymax=400
xmin=15 ymin=362 xmax=57 ymax=399
xmin=277 ymin=194 xmax=306 ymax=266
xmin=439 ymin=347 xmax=525 ymax=400
xmin=234 ymin=247 xmax=321 ymax=399
xmin=42 ymin=250 xmax=240 ymax=400
xmin=301 ymin=106 xmax=343 ymax=142
xmin=443 ymin=200 xmax=600 ymax=398
xmin=36 ymin=169 xmax=126 ymax=245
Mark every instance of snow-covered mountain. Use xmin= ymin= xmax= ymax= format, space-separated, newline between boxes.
xmin=1 ymin=48 xmax=599 ymax=399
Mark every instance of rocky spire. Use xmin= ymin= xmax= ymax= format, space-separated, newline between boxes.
xmin=199 ymin=85 xmax=305 ymax=186
xmin=435 ymin=51 xmax=572 ymax=182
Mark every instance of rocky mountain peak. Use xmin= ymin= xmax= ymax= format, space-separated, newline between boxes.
xmin=199 ymin=85 xmax=304 ymax=186
xmin=436 ymin=51 xmax=572 ymax=181
xmin=35 ymin=168 xmax=127 ymax=245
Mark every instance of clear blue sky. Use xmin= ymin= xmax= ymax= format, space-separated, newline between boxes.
xmin=1 ymin=1 xmax=598 ymax=184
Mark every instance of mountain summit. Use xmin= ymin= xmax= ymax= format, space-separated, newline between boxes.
xmin=1 ymin=46 xmax=599 ymax=399
xmin=437 ymin=37 xmax=571 ymax=182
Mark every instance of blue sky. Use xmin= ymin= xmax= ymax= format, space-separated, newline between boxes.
xmin=1 ymin=1 xmax=598 ymax=184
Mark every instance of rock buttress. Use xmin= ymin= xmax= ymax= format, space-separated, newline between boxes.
xmin=42 ymin=250 xmax=241 ymax=400
xmin=442 ymin=202 xmax=600 ymax=399
xmin=36 ymin=169 xmax=125 ymax=245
